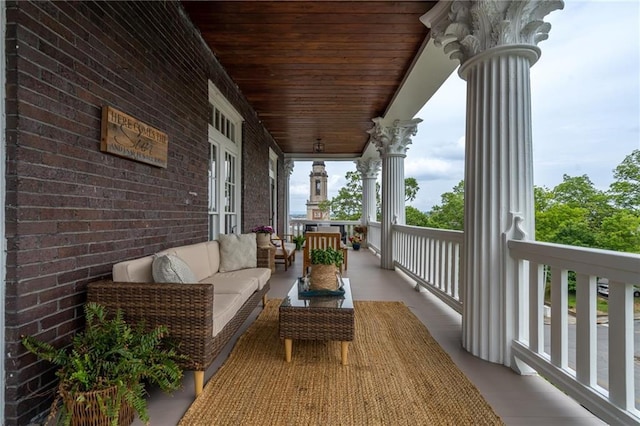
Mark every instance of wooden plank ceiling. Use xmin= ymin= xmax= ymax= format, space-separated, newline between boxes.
xmin=181 ymin=1 xmax=435 ymax=157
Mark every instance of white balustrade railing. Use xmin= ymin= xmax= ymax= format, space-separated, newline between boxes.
xmin=291 ymin=213 xmax=640 ymax=424
xmin=392 ymin=224 xmax=463 ymax=313
xmin=509 ymin=240 xmax=640 ymax=425
xmin=288 ymin=219 xmax=360 ymax=244
xmin=367 ymin=221 xmax=381 ymax=253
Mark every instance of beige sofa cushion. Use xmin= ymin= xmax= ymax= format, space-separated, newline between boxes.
xmin=217 ymin=268 xmax=271 ymax=290
xmin=203 ymin=276 xmax=257 ymax=302
xmin=167 ymin=242 xmax=213 ymax=282
xmin=112 ymin=239 xmax=268 ymax=291
xmin=113 ymin=256 xmax=154 ymax=282
xmin=276 ymin=242 xmax=296 ymax=256
xmin=202 ymin=268 xmax=271 ymax=293
xmin=218 ymin=233 xmax=257 ymax=272
xmin=205 ymin=241 xmax=221 ymax=274
xmin=212 ymin=293 xmax=244 ymax=336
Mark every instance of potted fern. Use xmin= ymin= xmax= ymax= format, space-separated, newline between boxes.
xmin=21 ymin=302 xmax=184 ymax=426
xmin=292 ymin=234 xmax=306 ymax=251
xmin=309 ymin=246 xmax=344 ymax=291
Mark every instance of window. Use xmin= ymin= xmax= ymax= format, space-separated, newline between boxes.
xmin=208 ymin=81 xmax=243 ymax=239
xmin=269 ymin=149 xmax=278 ymax=231
xmin=209 ymin=103 xmax=236 ymax=142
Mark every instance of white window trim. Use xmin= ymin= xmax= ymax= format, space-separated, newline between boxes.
xmin=208 ymin=81 xmax=243 ymax=237
xmin=208 ymin=81 xmax=243 ymax=143
xmin=269 ymin=148 xmax=278 ymax=233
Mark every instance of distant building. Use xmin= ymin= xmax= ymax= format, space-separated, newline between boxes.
xmin=306 ymin=161 xmax=329 ymax=220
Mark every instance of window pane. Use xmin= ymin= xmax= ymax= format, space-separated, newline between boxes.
xmin=224 ymin=214 xmax=236 ymax=234
xmin=209 ymin=144 xmax=217 ymax=212
xmin=224 ymin=152 xmax=236 ymax=214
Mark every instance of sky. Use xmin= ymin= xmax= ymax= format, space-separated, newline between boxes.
xmin=288 ymin=1 xmax=640 ymax=215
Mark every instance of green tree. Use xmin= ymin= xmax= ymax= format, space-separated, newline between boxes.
xmin=609 ymin=149 xmax=640 ymax=212
xmin=424 ymin=181 xmax=464 ymax=231
xmin=318 ymin=199 xmax=332 ymax=217
xmin=552 ymin=174 xmax=613 ymax=230
xmin=536 ymin=204 xmax=592 ymax=245
xmin=327 ymin=171 xmax=421 ymax=221
xmin=595 ymin=210 xmax=640 ymax=253
xmin=326 ymin=171 xmax=362 ymax=220
xmin=534 ymin=185 xmax=554 ymax=212
xmin=406 ymin=206 xmax=430 ymax=227
xmin=405 ymin=177 xmax=419 ymax=202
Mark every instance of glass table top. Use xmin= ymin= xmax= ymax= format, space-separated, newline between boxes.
xmin=281 ymin=277 xmax=353 ymax=309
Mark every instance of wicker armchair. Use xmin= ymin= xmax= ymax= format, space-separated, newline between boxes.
xmin=271 ymin=234 xmax=296 ymax=271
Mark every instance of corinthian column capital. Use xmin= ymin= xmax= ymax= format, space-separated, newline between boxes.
xmin=355 ymin=158 xmax=381 ymax=180
xmin=367 ymin=117 xmax=422 ymax=157
xmin=284 ymin=159 xmax=294 ymax=177
xmin=423 ymin=0 xmax=564 ymax=65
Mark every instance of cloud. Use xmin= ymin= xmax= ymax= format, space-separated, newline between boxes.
xmin=405 ymin=155 xmax=463 ymax=181
xmin=289 ymin=181 xmax=308 ymax=196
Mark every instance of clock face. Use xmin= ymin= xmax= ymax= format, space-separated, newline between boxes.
xmin=313 ymin=210 xmax=322 ymax=219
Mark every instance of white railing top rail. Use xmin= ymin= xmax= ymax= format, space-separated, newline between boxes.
xmin=290 ymin=218 xmax=362 ymax=225
xmin=393 ymin=224 xmax=464 ymax=243
xmin=508 ymin=240 xmax=640 ymax=283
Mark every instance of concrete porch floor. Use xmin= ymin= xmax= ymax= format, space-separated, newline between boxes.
xmin=136 ymin=248 xmax=605 ymax=425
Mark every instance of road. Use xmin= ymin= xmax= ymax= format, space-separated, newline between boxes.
xmin=543 ymin=319 xmax=640 ymax=408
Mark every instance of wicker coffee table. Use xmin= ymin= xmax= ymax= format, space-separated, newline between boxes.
xmin=279 ymin=277 xmax=354 ymax=365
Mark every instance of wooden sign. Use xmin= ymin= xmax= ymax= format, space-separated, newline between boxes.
xmin=100 ymin=106 xmax=168 ymax=168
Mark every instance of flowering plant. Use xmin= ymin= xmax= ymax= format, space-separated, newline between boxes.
xmin=348 ymin=234 xmax=362 ymax=244
xmin=251 ymin=225 xmax=273 ymax=234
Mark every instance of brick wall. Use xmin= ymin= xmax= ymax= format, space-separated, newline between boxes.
xmin=3 ymin=1 xmax=281 ymax=424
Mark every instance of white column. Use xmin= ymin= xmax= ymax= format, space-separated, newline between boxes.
xmin=283 ymin=159 xmax=294 ymax=235
xmin=355 ymin=158 xmax=381 ymax=225
xmin=368 ymin=117 xmax=422 ymax=269
xmin=424 ymin=0 xmax=563 ymax=365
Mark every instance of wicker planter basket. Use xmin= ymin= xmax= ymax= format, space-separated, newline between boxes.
xmin=60 ymin=385 xmax=134 ymax=426
xmin=310 ymin=264 xmax=338 ymax=291
xmin=256 ymin=233 xmax=272 ymax=248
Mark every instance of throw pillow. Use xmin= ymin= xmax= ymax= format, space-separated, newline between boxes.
xmin=152 ymin=254 xmax=197 ymax=283
xmin=218 ymin=233 xmax=257 ymax=272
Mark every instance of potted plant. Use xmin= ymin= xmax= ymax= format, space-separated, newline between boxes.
xmin=292 ymin=234 xmax=306 ymax=251
xmin=251 ymin=225 xmax=274 ymax=248
xmin=309 ymin=246 xmax=344 ymax=291
xmin=348 ymin=234 xmax=362 ymax=250
xmin=21 ymin=302 xmax=184 ymax=426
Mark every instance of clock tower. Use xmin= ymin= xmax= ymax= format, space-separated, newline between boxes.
xmin=306 ymin=161 xmax=329 ymax=220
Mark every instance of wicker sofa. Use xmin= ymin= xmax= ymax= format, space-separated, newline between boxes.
xmin=87 ymin=238 xmax=271 ymax=398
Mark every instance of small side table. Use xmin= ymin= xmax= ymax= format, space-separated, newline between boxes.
xmin=257 ymin=246 xmax=276 ymax=272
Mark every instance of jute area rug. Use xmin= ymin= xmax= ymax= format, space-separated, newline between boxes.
xmin=179 ymin=300 xmax=503 ymax=425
